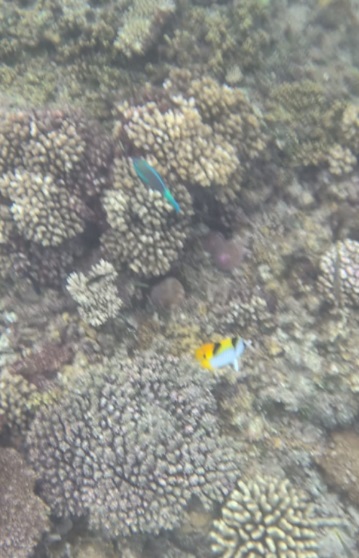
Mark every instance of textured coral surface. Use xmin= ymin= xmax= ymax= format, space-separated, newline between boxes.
xmin=0 ymin=447 xmax=49 ymax=558
xmin=27 ymin=353 xmax=239 ymax=538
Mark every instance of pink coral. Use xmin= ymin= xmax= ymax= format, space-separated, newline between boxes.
xmin=203 ymin=231 xmax=246 ymax=271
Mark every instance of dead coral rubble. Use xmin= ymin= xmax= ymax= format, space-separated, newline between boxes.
xmin=114 ymin=73 xmax=267 ymax=203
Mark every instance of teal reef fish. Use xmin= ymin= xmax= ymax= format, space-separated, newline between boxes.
xmin=195 ymin=337 xmax=251 ymax=372
xmin=133 ymin=158 xmax=180 ymax=213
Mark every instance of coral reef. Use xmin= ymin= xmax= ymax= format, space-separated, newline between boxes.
xmin=0 ymin=108 xmax=112 ymax=286
xmin=266 ymin=82 xmax=359 ymax=176
xmin=114 ymin=0 xmax=176 ymax=57
xmin=162 ymin=0 xmax=270 ymax=78
xmin=318 ymin=238 xmax=359 ymax=306
xmin=113 ymin=72 xmax=267 ymax=210
xmin=101 ymin=157 xmax=193 ymax=277
xmin=0 ymin=447 xmax=49 ymax=558
xmin=0 ymin=0 xmax=174 ymax=62
xmin=9 ymin=340 xmax=73 ymax=387
xmin=266 ymin=80 xmax=334 ymax=168
xmin=0 ymin=372 xmax=58 ymax=433
xmin=210 ymin=474 xmax=337 ymax=558
xmin=211 ymin=281 xmax=277 ymax=335
xmin=26 ymin=352 xmax=239 ymax=538
xmin=66 ymin=259 xmax=123 ymax=327
xmin=316 ymin=431 xmax=359 ymax=505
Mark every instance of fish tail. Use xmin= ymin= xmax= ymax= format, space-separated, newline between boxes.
xmin=164 ymin=189 xmax=181 ymax=213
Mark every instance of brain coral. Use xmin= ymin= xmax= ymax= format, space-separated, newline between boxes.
xmin=26 ymin=353 xmax=239 ymax=538
xmin=101 ymin=157 xmax=193 ymax=277
xmin=318 ymin=239 xmax=359 ymax=307
xmin=0 ymin=447 xmax=49 ymax=558
xmin=210 ymin=474 xmax=336 ymax=558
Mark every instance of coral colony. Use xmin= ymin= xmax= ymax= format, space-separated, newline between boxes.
xmin=27 ymin=354 xmax=238 ymax=537
xmin=1 ymin=0 xmax=359 ymax=557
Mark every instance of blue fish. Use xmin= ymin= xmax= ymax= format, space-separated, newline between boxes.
xmin=133 ymin=158 xmax=180 ymax=213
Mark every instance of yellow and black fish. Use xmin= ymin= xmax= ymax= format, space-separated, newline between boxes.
xmin=195 ymin=337 xmax=251 ymax=372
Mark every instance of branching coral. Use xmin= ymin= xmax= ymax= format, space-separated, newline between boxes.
xmin=266 ymin=80 xmax=332 ymax=168
xmin=101 ymin=157 xmax=193 ymax=277
xmin=26 ymin=352 xmax=239 ymax=538
xmin=114 ymin=0 xmax=176 ymax=57
xmin=0 ymin=447 xmax=49 ymax=558
xmin=116 ymin=96 xmax=239 ymax=190
xmin=266 ymin=82 xmax=359 ymax=175
xmin=210 ymin=474 xmax=338 ymax=558
xmin=0 ymin=171 xmax=85 ymax=246
xmin=66 ymin=259 xmax=123 ymax=326
xmin=0 ymin=0 xmax=174 ymax=62
xmin=161 ymin=0 xmax=270 ymax=78
xmin=114 ymin=72 xmax=267 ymax=215
xmin=0 ymin=372 xmax=58 ymax=433
xmin=0 ymin=108 xmax=112 ymax=286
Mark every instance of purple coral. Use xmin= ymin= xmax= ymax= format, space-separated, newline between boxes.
xmin=203 ymin=231 xmax=246 ymax=271
xmin=26 ymin=353 xmax=239 ymax=538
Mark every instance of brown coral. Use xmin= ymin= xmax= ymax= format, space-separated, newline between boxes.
xmin=114 ymin=73 xmax=268 ymax=220
xmin=114 ymin=0 xmax=176 ymax=57
xmin=317 ymin=431 xmax=359 ymax=504
xmin=0 ymin=447 xmax=49 ymax=558
xmin=101 ymin=157 xmax=193 ymax=278
xmin=9 ymin=341 xmax=74 ymax=387
xmin=0 ymin=108 xmax=112 ymax=286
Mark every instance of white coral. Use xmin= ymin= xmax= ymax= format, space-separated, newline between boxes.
xmin=66 ymin=260 xmax=122 ymax=326
xmin=210 ymin=475 xmax=337 ymax=558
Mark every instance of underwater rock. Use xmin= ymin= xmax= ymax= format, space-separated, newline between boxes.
xmin=150 ymin=277 xmax=185 ymax=309
xmin=317 ymin=430 xmax=359 ymax=505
